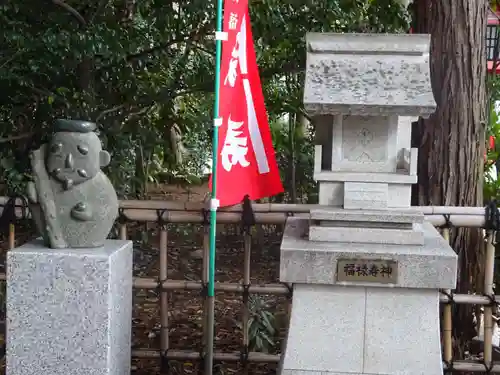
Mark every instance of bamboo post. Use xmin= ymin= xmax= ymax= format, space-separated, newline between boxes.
xmin=205 ymin=0 xmax=225 ymax=370
xmin=242 ymin=231 xmax=252 ymax=375
xmin=119 ymin=223 xmax=127 ymax=240
xmin=202 ymin=218 xmax=210 ymax=359
xmin=483 ymin=230 xmax=495 ymax=368
xmin=159 ymin=224 xmax=169 ymax=373
xmin=8 ymin=223 xmax=15 ymax=249
xmin=441 ymin=227 xmax=453 ymax=365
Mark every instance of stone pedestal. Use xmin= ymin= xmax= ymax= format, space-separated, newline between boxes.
xmin=278 ymin=33 xmax=458 ymax=375
xmin=6 ymin=239 xmax=133 ymax=375
xmin=279 ymin=218 xmax=456 ymax=375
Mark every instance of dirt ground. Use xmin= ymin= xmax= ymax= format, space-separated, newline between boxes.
xmin=0 ymin=183 xmax=289 ymax=375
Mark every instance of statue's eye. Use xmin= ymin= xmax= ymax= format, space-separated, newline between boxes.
xmin=77 ymin=145 xmax=88 ymax=155
xmin=50 ymin=143 xmax=62 ymax=153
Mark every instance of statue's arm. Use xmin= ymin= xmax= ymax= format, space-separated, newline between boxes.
xmin=30 ymin=145 xmax=67 ymax=248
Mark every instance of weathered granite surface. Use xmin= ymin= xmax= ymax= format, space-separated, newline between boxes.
xmin=310 ymin=207 xmax=424 ymax=223
xmin=281 ymin=217 xmax=457 ymax=290
xmin=27 ymin=119 xmax=118 ymax=248
xmin=6 ymin=239 xmax=133 ymax=375
xmin=308 ymin=223 xmax=425 ymax=245
xmin=279 ymin=284 xmax=443 ymax=375
xmin=304 ymin=33 xmax=437 ymax=117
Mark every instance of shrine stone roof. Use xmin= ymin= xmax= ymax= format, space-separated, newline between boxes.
xmin=303 ymin=33 xmax=437 ymax=118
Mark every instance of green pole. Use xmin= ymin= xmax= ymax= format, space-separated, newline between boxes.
xmin=205 ymin=0 xmax=224 ymax=373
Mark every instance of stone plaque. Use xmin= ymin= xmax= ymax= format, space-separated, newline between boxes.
xmin=337 ymin=259 xmax=398 ymax=283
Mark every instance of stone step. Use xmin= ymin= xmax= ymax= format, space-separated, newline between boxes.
xmin=310 ymin=207 xmax=424 ymax=224
xmin=309 ymin=223 xmax=425 ymax=246
xmin=316 ymin=220 xmax=413 ymax=230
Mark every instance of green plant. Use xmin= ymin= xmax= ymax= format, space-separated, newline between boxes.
xmin=269 ymin=116 xmax=317 ymax=203
xmin=485 ymin=75 xmax=500 ymax=203
xmin=246 ymin=295 xmax=277 ymax=353
xmin=0 ymin=150 xmax=30 ymax=195
xmin=0 ymin=0 xmax=410 ymax=198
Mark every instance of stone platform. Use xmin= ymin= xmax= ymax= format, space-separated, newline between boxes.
xmin=279 ymin=217 xmax=456 ymax=375
xmin=309 ymin=207 xmax=425 ymax=245
xmin=279 ymin=284 xmax=443 ymax=375
xmin=283 ymin=217 xmax=456 ymax=288
xmin=7 ymin=239 xmax=133 ymax=375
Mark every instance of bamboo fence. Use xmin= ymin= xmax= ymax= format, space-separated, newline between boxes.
xmin=0 ymin=196 xmax=499 ymax=373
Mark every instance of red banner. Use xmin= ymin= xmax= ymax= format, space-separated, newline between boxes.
xmin=210 ymin=0 xmax=283 ymax=208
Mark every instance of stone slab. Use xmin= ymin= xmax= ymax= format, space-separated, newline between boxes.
xmin=304 ymin=33 xmax=436 ymax=117
xmin=308 ymin=223 xmax=425 ymax=245
xmin=315 ymin=171 xmax=417 ymax=184
xmin=6 ymin=239 xmax=133 ymax=375
xmin=318 ymin=181 xmax=412 ymax=208
xmin=344 ymin=182 xmax=388 ymax=210
xmin=330 ymin=115 xmax=398 ymax=174
xmin=397 ymin=116 xmax=414 ymax=151
xmin=280 ymin=217 xmax=457 ymax=289
xmin=279 ymin=284 xmax=443 ymax=375
xmin=318 ymin=221 xmax=413 ymax=230
xmin=310 ymin=207 xmax=424 ymax=224
xmin=279 ymin=284 xmax=365 ymax=375
xmin=364 ymin=288 xmax=442 ymax=375
xmin=314 ymin=144 xmax=322 ymax=174
xmin=409 ymin=148 xmax=418 ymax=176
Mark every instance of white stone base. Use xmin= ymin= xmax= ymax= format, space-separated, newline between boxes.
xmin=279 ymin=284 xmax=443 ymax=375
xmin=7 ymin=239 xmax=133 ymax=375
xmin=318 ymin=180 xmax=412 ymax=208
xmin=281 ymin=217 xmax=456 ymax=289
xmin=308 ymin=223 xmax=424 ymax=245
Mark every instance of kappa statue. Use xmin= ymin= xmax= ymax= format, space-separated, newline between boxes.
xmin=27 ymin=119 xmax=119 ymax=248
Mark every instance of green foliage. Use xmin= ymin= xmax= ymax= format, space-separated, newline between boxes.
xmin=485 ymin=106 xmax=500 ymax=202
xmin=485 ymin=74 xmax=500 ymax=203
xmin=0 ymin=0 xmax=410 ymax=198
xmin=246 ymin=295 xmax=277 ymax=353
xmin=270 ymin=117 xmax=317 ymax=203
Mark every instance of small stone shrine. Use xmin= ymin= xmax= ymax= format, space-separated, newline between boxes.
xmin=278 ymin=33 xmax=458 ymax=375
xmin=7 ymin=120 xmax=132 ymax=375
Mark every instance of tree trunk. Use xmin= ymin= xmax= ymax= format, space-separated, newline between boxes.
xmin=412 ymin=0 xmax=488 ymax=357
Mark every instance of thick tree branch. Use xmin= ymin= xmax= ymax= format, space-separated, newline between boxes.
xmin=95 ymin=103 xmax=127 ymax=122
xmin=97 ymin=21 xmax=212 ymax=70
xmin=0 ymin=132 xmax=35 ymax=144
xmin=51 ymin=0 xmax=87 ymax=26
xmin=185 ymin=41 xmax=214 ymax=56
xmin=89 ymin=0 xmax=109 ymax=24
xmin=95 ymin=38 xmax=186 ymax=71
xmin=96 ymin=57 xmax=301 ymax=122
xmin=124 ymin=39 xmax=187 ymax=62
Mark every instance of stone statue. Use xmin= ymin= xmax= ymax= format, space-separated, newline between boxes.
xmin=27 ymin=119 xmax=119 ymax=248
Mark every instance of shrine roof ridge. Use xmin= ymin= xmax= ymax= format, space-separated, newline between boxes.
xmin=306 ymin=33 xmax=431 ymax=55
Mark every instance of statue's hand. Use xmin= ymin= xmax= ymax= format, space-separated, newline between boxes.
xmin=26 ymin=181 xmax=38 ymax=204
xmin=70 ymin=202 xmax=93 ymax=221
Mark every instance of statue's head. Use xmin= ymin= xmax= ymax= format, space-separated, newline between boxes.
xmin=46 ymin=120 xmax=111 ymax=190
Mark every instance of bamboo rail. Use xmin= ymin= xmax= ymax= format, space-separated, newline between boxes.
xmin=0 ymin=195 xmax=492 ymax=215
xmin=0 ymin=204 xmax=489 ymax=228
xmin=0 ymin=197 xmax=499 ymax=372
